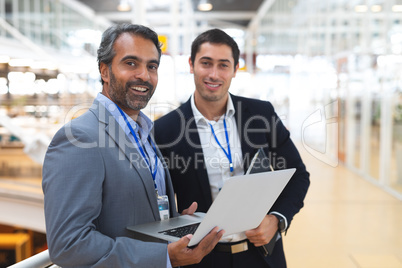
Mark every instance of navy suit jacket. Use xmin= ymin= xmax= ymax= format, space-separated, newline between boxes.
xmin=154 ymin=94 xmax=310 ymax=267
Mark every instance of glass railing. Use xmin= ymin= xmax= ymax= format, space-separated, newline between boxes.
xmin=8 ymin=249 xmax=58 ymax=268
xmin=0 ymin=0 xmax=110 ymax=57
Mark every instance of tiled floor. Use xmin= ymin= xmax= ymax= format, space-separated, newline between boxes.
xmin=285 ymin=145 xmax=402 ymax=268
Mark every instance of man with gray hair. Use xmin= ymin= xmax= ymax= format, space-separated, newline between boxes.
xmin=42 ymin=23 xmax=223 ymax=267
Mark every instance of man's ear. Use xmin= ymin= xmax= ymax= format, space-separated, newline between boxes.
xmin=233 ymin=63 xmax=239 ymax=78
xmin=188 ymin=57 xmax=194 ymax=74
xmin=100 ymin=62 xmax=110 ymax=84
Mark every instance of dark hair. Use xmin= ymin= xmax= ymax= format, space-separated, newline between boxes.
xmin=97 ymin=23 xmax=162 ymax=84
xmin=190 ymin=28 xmax=240 ymax=68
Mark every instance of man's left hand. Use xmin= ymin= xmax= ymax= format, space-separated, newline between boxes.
xmin=181 ymin=202 xmax=198 ymax=215
xmin=245 ymin=215 xmax=278 ymax=247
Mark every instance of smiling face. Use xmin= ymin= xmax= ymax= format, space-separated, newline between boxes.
xmin=190 ymin=42 xmax=239 ymax=116
xmin=100 ymin=33 xmax=159 ymax=118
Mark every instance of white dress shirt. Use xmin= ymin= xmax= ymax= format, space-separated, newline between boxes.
xmin=191 ymin=94 xmax=244 ymax=200
xmin=191 ymin=94 xmax=247 ymax=242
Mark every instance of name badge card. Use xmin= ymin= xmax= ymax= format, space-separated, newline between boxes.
xmin=158 ymin=195 xmax=169 ymax=220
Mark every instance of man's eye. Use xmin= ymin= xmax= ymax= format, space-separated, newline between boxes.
xmin=127 ymin=62 xmax=136 ymax=66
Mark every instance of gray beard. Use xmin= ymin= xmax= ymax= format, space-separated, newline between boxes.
xmin=108 ymin=69 xmax=154 ymax=112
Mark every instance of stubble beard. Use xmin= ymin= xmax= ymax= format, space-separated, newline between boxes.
xmin=195 ymin=73 xmax=227 ymax=103
xmin=197 ymin=84 xmax=227 ymax=103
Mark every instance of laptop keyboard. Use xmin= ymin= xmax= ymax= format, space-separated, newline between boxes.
xmin=159 ymin=222 xmax=200 ymax=238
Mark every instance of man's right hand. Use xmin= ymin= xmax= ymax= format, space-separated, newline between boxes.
xmin=167 ymin=226 xmax=224 ymax=267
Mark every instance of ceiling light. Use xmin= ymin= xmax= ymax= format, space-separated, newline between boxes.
xmin=117 ymin=0 xmax=131 ymax=12
xmin=371 ymin=5 xmax=382 ymax=12
xmin=354 ymin=5 xmax=368 ymax=12
xmin=198 ymin=0 xmax=213 ymax=11
xmin=392 ymin=5 xmax=402 ymax=12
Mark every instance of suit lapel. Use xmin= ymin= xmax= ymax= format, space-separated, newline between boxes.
xmin=180 ymin=99 xmax=213 ymax=206
xmin=231 ymin=94 xmax=258 ymax=172
xmin=92 ymin=100 xmax=160 ymax=220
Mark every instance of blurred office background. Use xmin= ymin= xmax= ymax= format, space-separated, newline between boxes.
xmin=0 ymin=0 xmax=401 ymax=267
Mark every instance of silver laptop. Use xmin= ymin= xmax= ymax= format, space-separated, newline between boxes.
xmin=127 ymin=167 xmax=295 ymax=247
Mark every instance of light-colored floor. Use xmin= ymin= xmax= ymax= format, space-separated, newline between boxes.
xmin=285 ymin=145 xmax=402 ymax=268
xmin=1 ymin=147 xmax=402 ymax=267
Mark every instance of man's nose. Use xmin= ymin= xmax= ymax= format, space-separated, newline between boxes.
xmin=134 ymin=66 xmax=150 ymax=81
xmin=208 ymin=66 xmax=219 ymax=80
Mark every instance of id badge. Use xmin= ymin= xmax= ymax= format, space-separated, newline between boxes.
xmin=157 ymin=195 xmax=169 ymax=221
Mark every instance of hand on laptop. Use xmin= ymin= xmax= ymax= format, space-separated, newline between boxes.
xmin=168 ymin=226 xmax=224 ymax=267
xmin=180 ymin=201 xmax=198 ymax=215
xmin=245 ymin=214 xmax=279 ymax=247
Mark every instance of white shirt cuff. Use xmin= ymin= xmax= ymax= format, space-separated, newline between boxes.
xmin=269 ymin=211 xmax=288 ymax=230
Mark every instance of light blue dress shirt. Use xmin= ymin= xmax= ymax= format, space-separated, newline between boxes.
xmin=96 ymin=93 xmax=166 ymax=195
xmin=96 ymin=93 xmax=172 ymax=268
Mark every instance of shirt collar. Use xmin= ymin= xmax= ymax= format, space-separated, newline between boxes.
xmin=96 ymin=93 xmax=153 ymax=142
xmin=190 ymin=93 xmax=235 ymax=126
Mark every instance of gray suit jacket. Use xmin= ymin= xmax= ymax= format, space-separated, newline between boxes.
xmin=42 ymin=99 xmax=178 ymax=267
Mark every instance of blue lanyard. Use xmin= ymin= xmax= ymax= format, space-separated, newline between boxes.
xmin=209 ymin=115 xmax=234 ymax=173
xmin=115 ymin=105 xmax=159 ymax=192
